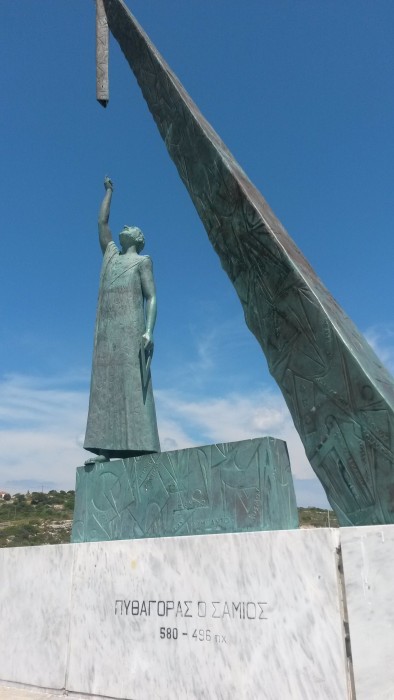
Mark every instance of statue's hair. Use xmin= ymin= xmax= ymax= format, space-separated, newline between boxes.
xmin=119 ymin=226 xmax=145 ymax=253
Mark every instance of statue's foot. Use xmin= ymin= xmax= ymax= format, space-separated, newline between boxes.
xmin=84 ymin=455 xmax=110 ymax=465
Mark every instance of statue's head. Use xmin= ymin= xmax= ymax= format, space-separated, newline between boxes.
xmin=119 ymin=225 xmax=145 ymax=253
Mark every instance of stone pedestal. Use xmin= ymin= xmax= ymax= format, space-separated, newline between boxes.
xmin=341 ymin=524 xmax=394 ymax=700
xmin=4 ymin=526 xmax=394 ymax=697
xmin=66 ymin=530 xmax=348 ymax=700
xmin=0 ymin=529 xmax=351 ymax=700
xmin=72 ymin=437 xmax=298 ymax=542
xmin=0 ymin=545 xmax=74 ymax=689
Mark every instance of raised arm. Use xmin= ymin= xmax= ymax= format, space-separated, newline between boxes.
xmin=98 ymin=176 xmax=114 ymax=253
xmin=140 ymin=257 xmax=157 ymax=352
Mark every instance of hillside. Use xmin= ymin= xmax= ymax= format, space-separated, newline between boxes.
xmin=0 ymin=491 xmax=338 ymax=547
xmin=0 ymin=490 xmax=75 ymax=547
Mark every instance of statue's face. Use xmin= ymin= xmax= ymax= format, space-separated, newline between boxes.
xmin=119 ymin=226 xmax=145 ymax=252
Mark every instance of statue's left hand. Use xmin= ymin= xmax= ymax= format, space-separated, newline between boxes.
xmin=142 ymin=331 xmax=154 ymax=352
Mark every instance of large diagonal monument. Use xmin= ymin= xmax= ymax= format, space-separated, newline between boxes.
xmin=96 ymin=0 xmax=394 ymax=526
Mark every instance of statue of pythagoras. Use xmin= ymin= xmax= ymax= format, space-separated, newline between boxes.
xmin=84 ymin=176 xmax=160 ymax=461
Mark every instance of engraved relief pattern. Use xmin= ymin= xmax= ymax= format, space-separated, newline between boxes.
xmin=96 ymin=0 xmax=109 ymax=102
xmin=72 ymin=438 xmax=298 ymax=542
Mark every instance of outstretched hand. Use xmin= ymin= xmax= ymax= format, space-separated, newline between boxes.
xmin=104 ymin=175 xmax=114 ymax=191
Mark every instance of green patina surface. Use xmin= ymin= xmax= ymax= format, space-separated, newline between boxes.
xmin=84 ymin=177 xmax=160 ymax=460
xmin=101 ymin=0 xmax=394 ymax=526
xmin=72 ymin=438 xmax=298 ymax=542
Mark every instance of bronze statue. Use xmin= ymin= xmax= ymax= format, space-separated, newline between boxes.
xmin=84 ymin=176 xmax=160 ymax=461
xmin=99 ymin=0 xmax=394 ymax=525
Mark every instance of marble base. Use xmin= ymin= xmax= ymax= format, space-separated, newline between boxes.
xmin=0 ymin=545 xmax=74 ymax=689
xmin=341 ymin=524 xmax=394 ymax=700
xmin=66 ymin=530 xmax=348 ymax=699
xmin=0 ymin=529 xmax=354 ymax=699
xmin=72 ymin=437 xmax=298 ymax=542
xmin=6 ymin=525 xmax=394 ymax=698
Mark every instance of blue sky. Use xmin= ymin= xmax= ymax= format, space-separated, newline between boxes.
xmin=1 ymin=0 xmax=393 ymax=506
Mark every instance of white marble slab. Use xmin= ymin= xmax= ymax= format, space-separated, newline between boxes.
xmin=341 ymin=524 xmax=394 ymax=700
xmin=0 ymin=544 xmax=74 ymax=689
xmin=67 ymin=529 xmax=348 ymax=700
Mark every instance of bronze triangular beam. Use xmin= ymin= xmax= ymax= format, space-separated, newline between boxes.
xmin=96 ymin=0 xmax=109 ymax=107
xmin=102 ymin=0 xmax=394 ymax=525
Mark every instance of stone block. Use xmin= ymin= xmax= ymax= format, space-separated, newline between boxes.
xmin=341 ymin=524 xmax=394 ymax=700
xmin=0 ymin=544 xmax=74 ymax=689
xmin=66 ymin=529 xmax=348 ymax=700
xmin=72 ymin=437 xmax=298 ymax=542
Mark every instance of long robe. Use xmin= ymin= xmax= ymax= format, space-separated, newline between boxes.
xmin=84 ymin=241 xmax=160 ymax=456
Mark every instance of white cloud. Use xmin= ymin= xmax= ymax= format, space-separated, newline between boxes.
xmin=155 ymin=388 xmax=314 ymax=481
xmin=159 ymin=314 xmax=266 ymax=396
xmin=365 ymin=323 xmax=394 ymax=374
xmin=3 ymin=314 xmax=390 ymax=507
xmin=0 ymin=372 xmax=326 ymax=505
xmin=0 ymin=373 xmax=89 ymax=492
xmin=156 ymin=416 xmax=198 ymax=453
xmin=190 ymin=330 xmax=217 ymax=374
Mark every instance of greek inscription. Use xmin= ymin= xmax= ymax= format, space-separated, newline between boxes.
xmin=194 ymin=516 xmax=231 ymax=530
xmin=115 ymin=599 xmax=268 ymax=620
xmin=157 ymin=601 xmax=166 ymax=616
xmin=212 ymin=602 xmax=220 ymax=618
xmin=198 ymin=601 xmax=207 ymax=617
xmin=246 ymin=489 xmax=260 ymax=524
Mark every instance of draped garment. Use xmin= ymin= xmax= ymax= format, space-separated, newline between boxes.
xmin=84 ymin=242 xmax=160 ymax=456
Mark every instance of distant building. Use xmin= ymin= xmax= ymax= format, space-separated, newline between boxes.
xmin=0 ymin=490 xmax=11 ymax=501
